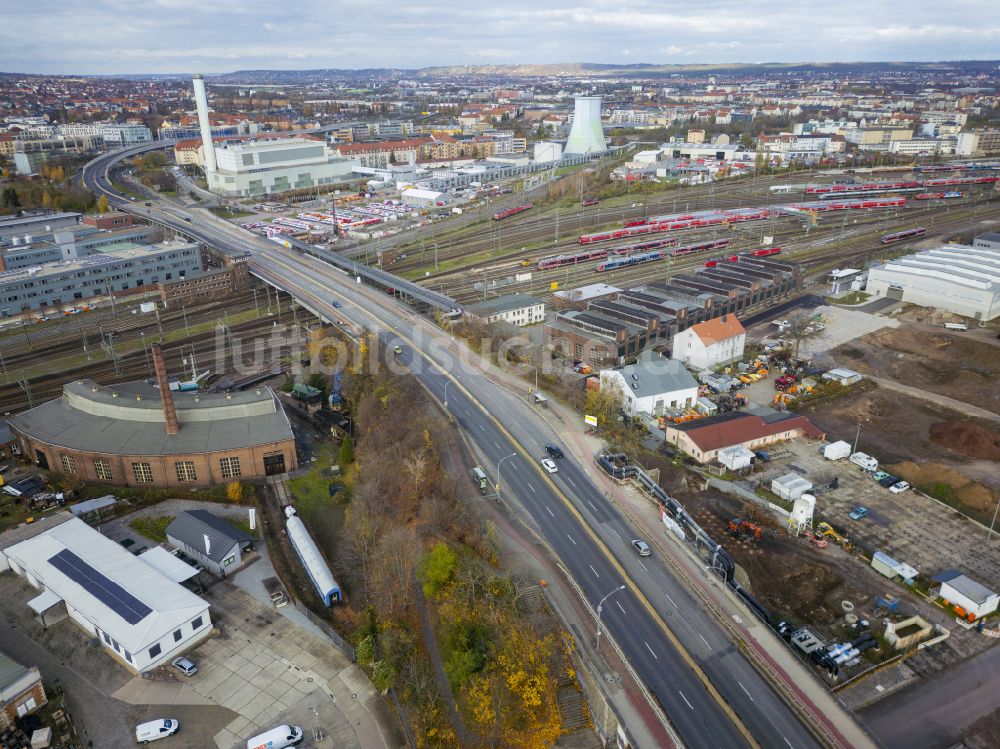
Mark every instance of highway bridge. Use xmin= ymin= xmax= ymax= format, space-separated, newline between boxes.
xmin=81 ymin=144 xmax=869 ymax=749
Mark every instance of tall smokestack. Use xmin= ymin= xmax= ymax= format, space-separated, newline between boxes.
xmin=192 ymin=74 xmax=217 ymax=173
xmin=151 ymin=344 xmax=180 ymax=435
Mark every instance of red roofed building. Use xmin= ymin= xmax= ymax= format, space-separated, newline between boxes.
xmin=666 ymin=412 xmax=825 ymax=464
xmin=671 ymin=314 xmax=746 ymax=369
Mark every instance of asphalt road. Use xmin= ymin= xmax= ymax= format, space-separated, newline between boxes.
xmin=84 ymin=150 xmax=824 ymax=749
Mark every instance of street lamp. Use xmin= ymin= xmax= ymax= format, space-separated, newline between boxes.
xmin=526 ymin=364 xmax=538 ymax=393
xmin=596 ymin=585 xmax=627 ymax=650
xmin=496 ymin=452 xmax=517 ymax=498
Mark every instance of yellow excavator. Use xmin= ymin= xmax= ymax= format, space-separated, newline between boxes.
xmin=815 ymin=522 xmax=851 ymax=548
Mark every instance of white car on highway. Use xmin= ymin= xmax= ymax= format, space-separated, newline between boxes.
xmin=540 ymin=458 xmax=558 ymax=474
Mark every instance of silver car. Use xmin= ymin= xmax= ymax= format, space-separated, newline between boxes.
xmin=171 ymin=656 xmax=198 ymax=676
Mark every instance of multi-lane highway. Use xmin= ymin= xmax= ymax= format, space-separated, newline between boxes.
xmin=83 ymin=147 xmax=842 ymax=749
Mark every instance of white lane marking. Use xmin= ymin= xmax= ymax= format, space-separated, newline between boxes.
xmin=565 ymin=477 xmax=577 ymax=488
xmin=637 ymin=560 xmax=649 ymax=573
xmin=526 ymin=482 xmax=536 ymax=493
xmin=587 ymin=499 xmax=598 ymax=512
xmin=739 ymin=681 xmax=754 ymax=702
xmin=678 ymin=690 xmax=694 ymax=710
xmin=494 ymin=441 xmax=501 ymax=449
xmin=511 ymin=462 xmax=518 ymax=471
xmin=616 ymin=600 xmax=626 ymax=615
xmin=566 ymin=534 xmax=576 ymax=545
xmin=784 ymin=739 xmax=793 ymax=749
xmin=665 ymin=592 xmax=677 ymax=608
xmin=609 ymin=528 xmax=622 ymax=541
xmin=699 ymin=633 xmax=712 ymax=651
xmin=546 ymin=506 xmax=555 ymax=517
xmin=589 ymin=564 xmax=600 ymax=579
xmin=644 ymin=641 xmax=659 ymax=660
xmin=478 ymin=424 xmax=486 ymax=432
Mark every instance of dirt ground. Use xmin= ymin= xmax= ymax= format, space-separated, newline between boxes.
xmin=798 ymin=387 xmax=1000 ymax=516
xmin=831 ymin=326 xmax=1000 ymax=415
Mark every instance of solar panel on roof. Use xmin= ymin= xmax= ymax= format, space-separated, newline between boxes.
xmin=48 ymin=548 xmax=152 ymax=624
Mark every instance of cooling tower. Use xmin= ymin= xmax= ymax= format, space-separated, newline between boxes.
xmin=565 ymin=96 xmax=607 ymax=155
xmin=192 ymin=75 xmax=217 ymax=173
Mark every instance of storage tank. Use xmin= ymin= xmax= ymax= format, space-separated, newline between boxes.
xmin=789 ymin=493 xmax=816 ymax=531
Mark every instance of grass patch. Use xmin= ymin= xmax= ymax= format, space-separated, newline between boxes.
xmin=0 ymin=501 xmax=35 ymax=533
xmin=229 ymin=517 xmax=259 ymax=539
xmin=287 ymin=444 xmax=352 ymax=519
xmin=826 ymin=291 xmax=871 ymax=306
xmin=209 ymin=206 xmax=253 ymax=219
xmin=129 ymin=514 xmax=175 ymax=542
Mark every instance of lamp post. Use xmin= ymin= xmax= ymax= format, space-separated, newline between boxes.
xmin=496 ymin=452 xmax=517 ymax=498
xmin=526 ymin=364 xmax=538 ymax=393
xmin=596 ymin=585 xmax=627 ymax=650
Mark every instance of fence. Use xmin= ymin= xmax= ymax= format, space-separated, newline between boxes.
xmin=294 ymin=601 xmax=356 ymax=662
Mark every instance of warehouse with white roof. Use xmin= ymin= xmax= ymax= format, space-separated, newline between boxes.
xmin=0 ymin=517 xmax=211 ymax=673
xmin=864 ymin=242 xmax=1000 ymax=321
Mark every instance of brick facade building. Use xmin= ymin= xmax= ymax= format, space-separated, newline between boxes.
xmin=0 ymin=652 xmax=45 ymax=729
xmin=159 ymin=256 xmax=250 ymax=308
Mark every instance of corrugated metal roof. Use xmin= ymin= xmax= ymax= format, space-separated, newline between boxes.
xmin=165 ymin=510 xmax=252 ymax=564
xmin=0 ymin=652 xmax=30 ymax=691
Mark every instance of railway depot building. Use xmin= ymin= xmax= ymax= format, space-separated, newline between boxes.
xmin=9 ymin=346 xmax=297 ymax=488
xmin=864 ymin=242 xmax=1000 ymax=321
xmin=0 ymin=240 xmax=202 ymax=315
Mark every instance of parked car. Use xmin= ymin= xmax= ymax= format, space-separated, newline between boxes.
xmin=331 ymin=300 xmax=342 ymax=308
xmin=889 ymin=481 xmax=910 ymax=494
xmin=540 ymin=458 xmax=558 ymax=474
xmin=545 ymin=444 xmax=564 ymax=459
xmin=135 ymin=719 xmax=179 ymax=743
xmin=171 ymin=656 xmax=198 ymax=676
xmin=631 ymin=539 xmax=651 ymax=557
xmin=849 ymin=506 xmax=869 ymax=521
xmin=878 ymin=475 xmax=901 ymax=488
xmin=245 ymin=725 xmax=303 ymax=749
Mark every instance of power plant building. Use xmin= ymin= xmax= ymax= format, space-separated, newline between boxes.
xmin=192 ymin=75 xmax=355 ymax=197
xmin=864 ymin=243 xmax=1000 ymax=321
xmin=565 ymin=96 xmax=607 ymax=155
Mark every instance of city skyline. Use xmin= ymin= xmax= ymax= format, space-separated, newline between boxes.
xmin=3 ymin=0 xmax=999 ymax=75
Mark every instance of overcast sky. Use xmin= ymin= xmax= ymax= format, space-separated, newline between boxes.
xmin=3 ymin=0 xmax=999 ymax=75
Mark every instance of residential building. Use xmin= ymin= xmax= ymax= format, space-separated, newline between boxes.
xmin=864 ymin=243 xmax=1000 ymax=321
xmin=665 ymin=411 xmax=825 ymax=463
xmin=165 ymin=510 xmax=254 ymax=578
xmin=465 ymin=293 xmax=545 ymax=327
xmin=599 ymin=352 xmax=699 ymax=417
xmin=671 ymin=315 xmax=746 ymax=369
xmin=0 ymin=240 xmax=202 ymax=314
xmin=0 ymin=516 xmax=212 ymax=673
xmin=0 ymin=651 xmax=45 ymax=728
xmin=956 ymin=129 xmax=1000 ymax=157
xmin=58 ymin=122 xmax=152 ymax=147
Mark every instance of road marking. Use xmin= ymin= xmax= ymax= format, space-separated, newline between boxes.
xmin=587 ymin=499 xmax=598 ymax=512
xmin=565 ymin=477 xmax=577 ymax=488
xmin=511 ymin=462 xmax=518 ymax=471
xmin=616 ymin=600 xmax=626 ymax=615
xmin=637 ymin=560 xmax=649 ymax=573
xmin=738 ymin=681 xmax=754 ymax=702
xmin=644 ymin=641 xmax=659 ymax=660
xmin=784 ymin=738 xmax=793 ymax=749
xmin=478 ymin=424 xmax=486 ymax=432
xmin=546 ymin=506 xmax=555 ymax=517
xmin=494 ymin=441 xmax=501 ymax=449
xmin=566 ymin=534 xmax=576 ymax=545
xmin=665 ymin=592 xmax=677 ymax=608
xmin=678 ymin=690 xmax=694 ymax=710
xmin=609 ymin=528 xmax=622 ymax=541
xmin=526 ymin=481 xmax=535 ymax=493
xmin=589 ymin=564 xmax=600 ymax=579
xmin=699 ymin=633 xmax=712 ymax=651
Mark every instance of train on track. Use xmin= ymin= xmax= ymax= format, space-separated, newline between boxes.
xmin=787 ymin=197 xmax=906 ymax=212
xmin=914 ymin=191 xmax=963 ymax=200
xmin=492 ymin=203 xmax=533 ymax=221
xmin=593 ymin=238 xmax=735 ymax=272
xmin=804 ymin=175 xmax=996 ymax=195
xmin=578 ymin=208 xmax=770 ymax=245
xmin=880 ymin=227 xmax=927 ymax=244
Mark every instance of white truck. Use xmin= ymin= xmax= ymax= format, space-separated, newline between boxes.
xmin=849 ymin=452 xmax=878 ymax=471
xmin=247 ymin=725 xmax=303 ymax=749
xmin=823 ymin=441 xmax=852 ymax=461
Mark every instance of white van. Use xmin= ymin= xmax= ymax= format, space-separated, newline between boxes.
xmin=849 ymin=452 xmax=878 ymax=472
xmin=135 ymin=719 xmax=179 ymax=743
xmin=246 ymin=725 xmax=303 ymax=749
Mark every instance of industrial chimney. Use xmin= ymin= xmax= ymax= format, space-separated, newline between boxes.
xmin=192 ymin=74 xmax=218 ymax=173
xmin=151 ymin=343 xmax=180 ymax=435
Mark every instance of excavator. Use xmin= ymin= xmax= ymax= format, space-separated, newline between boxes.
xmin=815 ymin=521 xmax=851 ymax=548
xmin=728 ymin=518 xmax=763 ymax=542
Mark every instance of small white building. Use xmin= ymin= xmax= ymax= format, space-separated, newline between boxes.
xmin=938 ymin=572 xmax=999 ymax=619
xmin=465 ymin=293 xmax=545 ymax=327
xmin=823 ymin=368 xmax=864 ymax=386
xmin=828 ymin=268 xmax=866 ymax=295
xmin=771 ymin=473 xmax=813 ymax=500
xmin=400 ymin=188 xmax=450 ymax=207
xmin=718 ymin=445 xmax=755 ymax=471
xmin=0 ymin=516 xmax=211 ymax=673
xmin=599 ymin=352 xmax=699 ymax=417
xmin=672 ymin=315 xmax=746 ymax=370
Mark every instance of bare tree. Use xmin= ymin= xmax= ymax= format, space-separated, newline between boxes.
xmin=784 ymin=312 xmax=821 ymax=359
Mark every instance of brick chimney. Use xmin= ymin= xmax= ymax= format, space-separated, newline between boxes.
xmin=151 ymin=344 xmax=180 ymax=435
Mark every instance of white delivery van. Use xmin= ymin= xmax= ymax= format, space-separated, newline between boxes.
xmin=246 ymin=725 xmax=303 ymax=749
xmin=135 ymin=719 xmax=179 ymax=743
xmin=849 ymin=452 xmax=878 ymax=471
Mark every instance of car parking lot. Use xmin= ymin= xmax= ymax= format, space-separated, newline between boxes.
xmin=750 ymin=438 xmax=1000 ymax=588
